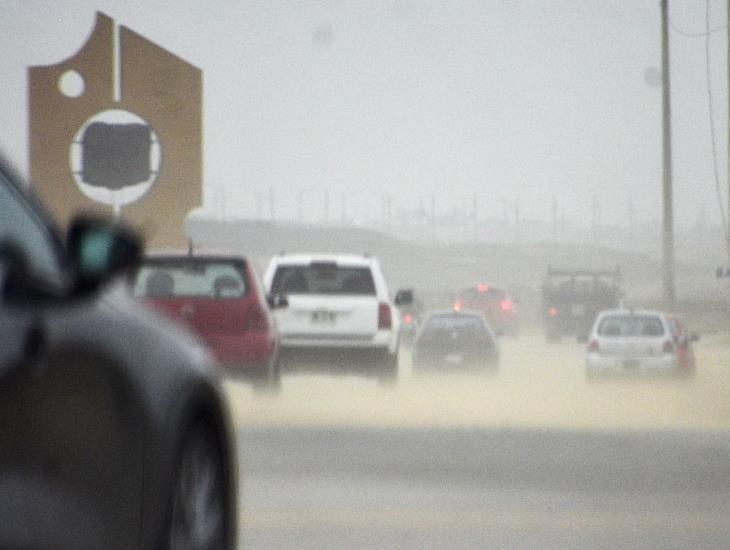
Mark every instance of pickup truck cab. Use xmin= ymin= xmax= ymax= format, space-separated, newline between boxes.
xmin=263 ymin=254 xmax=402 ymax=380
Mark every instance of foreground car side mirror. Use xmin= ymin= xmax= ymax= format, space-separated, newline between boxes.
xmin=67 ymin=216 xmax=142 ymax=295
xmin=267 ymin=293 xmax=288 ymax=309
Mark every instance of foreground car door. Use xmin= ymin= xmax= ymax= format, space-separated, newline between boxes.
xmin=0 ymin=176 xmax=144 ymax=548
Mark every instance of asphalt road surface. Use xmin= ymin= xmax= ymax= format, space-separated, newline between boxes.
xmin=228 ymin=329 xmax=730 ymax=549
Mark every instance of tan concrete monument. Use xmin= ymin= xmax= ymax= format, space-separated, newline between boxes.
xmin=29 ymin=12 xmax=202 ymax=248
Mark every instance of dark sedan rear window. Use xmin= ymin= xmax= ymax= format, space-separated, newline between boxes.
xmin=270 ymin=264 xmax=375 ymax=295
xmin=420 ymin=314 xmax=494 ymax=345
xmin=132 ymin=260 xmax=247 ymax=299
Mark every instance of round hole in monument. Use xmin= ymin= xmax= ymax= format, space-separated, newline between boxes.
xmin=58 ymin=70 xmax=85 ymax=98
xmin=69 ymin=109 xmax=162 ymax=208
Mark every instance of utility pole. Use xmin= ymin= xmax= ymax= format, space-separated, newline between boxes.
xmin=661 ymin=0 xmax=676 ymax=310
xmin=591 ymin=196 xmax=598 ymax=244
xmin=473 ymin=193 xmax=479 ymax=241
xmin=385 ymin=193 xmax=392 ymax=233
xmin=552 ymin=196 xmax=558 ymax=244
xmin=628 ymin=197 xmax=635 ymax=242
xmin=268 ymin=187 xmax=275 ymax=220
xmin=255 ymin=191 xmax=262 ymax=219
xmin=323 ymin=189 xmax=329 ymax=224
xmin=430 ymin=194 xmax=436 ymax=241
xmin=727 ymin=0 xmax=730 ymax=259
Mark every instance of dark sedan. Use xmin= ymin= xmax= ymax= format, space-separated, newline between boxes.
xmin=412 ymin=310 xmax=499 ymax=371
xmin=0 ymin=157 xmax=237 ymax=549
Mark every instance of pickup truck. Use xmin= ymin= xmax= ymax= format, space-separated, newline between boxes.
xmin=541 ymin=266 xmax=623 ymax=342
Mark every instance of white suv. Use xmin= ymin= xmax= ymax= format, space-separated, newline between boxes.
xmin=263 ymin=254 xmax=402 ymax=377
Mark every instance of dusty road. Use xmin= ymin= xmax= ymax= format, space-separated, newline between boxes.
xmin=227 ymin=328 xmax=730 ymax=431
xmin=228 ymin=328 xmax=730 ymax=548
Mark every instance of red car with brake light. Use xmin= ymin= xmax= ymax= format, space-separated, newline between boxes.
xmin=454 ymin=285 xmax=519 ymax=336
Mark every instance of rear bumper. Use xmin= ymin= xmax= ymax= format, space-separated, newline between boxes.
xmin=413 ymin=352 xmax=499 ymax=370
xmin=280 ymin=329 xmax=397 ymax=352
xmin=586 ymin=353 xmax=678 ymax=375
xmin=203 ymin=332 xmax=277 ymax=371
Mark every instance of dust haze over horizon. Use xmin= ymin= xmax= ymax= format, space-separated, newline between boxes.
xmin=0 ymin=0 xmax=729 ymax=233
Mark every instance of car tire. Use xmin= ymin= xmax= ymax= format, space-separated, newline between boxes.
xmin=164 ymin=421 xmax=228 ymax=550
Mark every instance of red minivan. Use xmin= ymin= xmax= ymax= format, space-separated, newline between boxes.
xmin=131 ymin=254 xmax=284 ymax=389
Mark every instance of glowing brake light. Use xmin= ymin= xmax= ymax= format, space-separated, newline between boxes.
xmin=476 ymin=283 xmax=489 ymax=293
xmin=500 ymin=299 xmax=514 ymax=312
xmin=587 ymin=339 xmax=599 ymax=352
xmin=403 ymin=313 xmax=414 ymax=325
xmin=453 ymin=300 xmax=463 ymax=312
xmin=548 ymin=307 xmax=558 ymax=317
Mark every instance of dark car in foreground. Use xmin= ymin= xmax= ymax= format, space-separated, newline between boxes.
xmin=132 ymin=253 xmax=284 ymax=389
xmin=0 ymin=158 xmax=237 ymax=549
xmin=412 ymin=310 xmax=499 ymax=371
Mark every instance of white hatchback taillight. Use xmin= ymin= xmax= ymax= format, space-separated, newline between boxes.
xmin=587 ymin=339 xmax=599 ymax=352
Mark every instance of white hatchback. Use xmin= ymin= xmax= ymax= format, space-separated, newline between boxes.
xmin=263 ymin=254 xmax=402 ymax=376
xmin=586 ymin=309 xmax=681 ymax=377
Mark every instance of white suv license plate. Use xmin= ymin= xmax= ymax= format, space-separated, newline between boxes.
xmin=311 ymin=310 xmax=337 ymax=325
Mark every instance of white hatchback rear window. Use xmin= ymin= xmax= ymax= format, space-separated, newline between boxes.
xmin=597 ymin=315 xmax=664 ymax=337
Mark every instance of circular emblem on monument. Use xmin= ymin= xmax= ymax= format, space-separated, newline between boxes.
xmin=70 ymin=109 xmax=162 ymax=209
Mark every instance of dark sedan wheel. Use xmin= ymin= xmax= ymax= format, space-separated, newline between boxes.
xmin=166 ymin=422 xmax=226 ymax=550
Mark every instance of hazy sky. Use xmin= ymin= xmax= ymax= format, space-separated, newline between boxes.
xmin=0 ymin=0 xmax=727 ymax=227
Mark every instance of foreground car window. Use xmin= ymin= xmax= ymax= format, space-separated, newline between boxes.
xmin=598 ymin=315 xmax=665 ymax=337
xmin=133 ymin=261 xmax=247 ymax=299
xmin=0 ymin=174 xmax=62 ymax=286
xmin=270 ymin=264 xmax=375 ymax=295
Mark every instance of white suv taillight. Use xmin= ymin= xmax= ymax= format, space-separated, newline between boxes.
xmin=587 ymin=339 xmax=599 ymax=352
xmin=378 ymin=303 xmax=392 ymax=330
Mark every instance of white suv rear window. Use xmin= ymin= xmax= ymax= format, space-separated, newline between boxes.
xmin=270 ymin=262 xmax=375 ymax=295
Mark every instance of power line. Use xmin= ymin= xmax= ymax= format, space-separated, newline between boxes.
xmin=703 ymin=0 xmax=729 ymax=247
xmin=669 ymin=17 xmax=725 ymax=37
